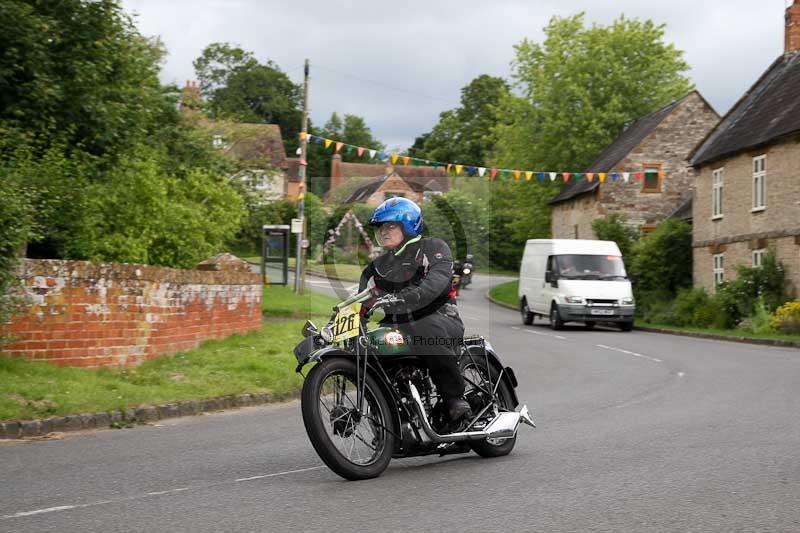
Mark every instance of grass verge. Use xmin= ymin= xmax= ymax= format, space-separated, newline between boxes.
xmin=1 ymin=287 xmax=340 ymax=422
xmin=488 ymin=280 xmax=518 ymax=308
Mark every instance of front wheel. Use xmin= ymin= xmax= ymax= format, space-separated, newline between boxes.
xmin=550 ymin=304 xmax=565 ymax=330
xmin=301 ymin=357 xmax=395 ymax=480
xmin=521 ymin=299 xmax=535 ymax=325
xmin=460 ymin=354 xmax=517 ymax=458
xmin=620 ymin=320 xmax=634 ymax=332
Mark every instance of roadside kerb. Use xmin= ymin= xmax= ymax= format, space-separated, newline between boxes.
xmin=484 ymin=288 xmax=800 ymax=349
xmin=0 ymin=390 xmax=301 ymax=440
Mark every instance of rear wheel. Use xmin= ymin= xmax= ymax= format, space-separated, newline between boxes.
xmin=584 ymin=321 xmax=595 ymax=330
xmin=521 ymin=299 xmax=535 ymax=325
xmin=550 ymin=304 xmax=564 ymax=330
xmin=301 ymin=357 xmax=395 ymax=480
xmin=459 ymin=355 xmax=517 ymax=458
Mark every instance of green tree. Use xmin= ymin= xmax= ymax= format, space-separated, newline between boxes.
xmin=591 ymin=214 xmax=639 ymax=258
xmin=192 ymin=42 xmax=259 ymax=96
xmin=321 ymin=112 xmax=385 ymax=162
xmin=492 ymin=13 xmax=693 ymax=170
xmin=630 ymin=219 xmax=692 ymax=297
xmin=0 ymin=2 xmax=247 ymax=267
xmin=411 ymin=75 xmax=509 ymax=166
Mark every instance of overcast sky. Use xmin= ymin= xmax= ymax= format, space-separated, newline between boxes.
xmin=123 ymin=0 xmax=793 ymax=151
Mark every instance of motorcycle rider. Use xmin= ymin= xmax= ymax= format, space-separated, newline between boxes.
xmin=358 ymin=197 xmax=472 ymax=422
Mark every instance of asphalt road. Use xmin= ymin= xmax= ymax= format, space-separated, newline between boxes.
xmin=2 ymin=274 xmax=799 ymax=532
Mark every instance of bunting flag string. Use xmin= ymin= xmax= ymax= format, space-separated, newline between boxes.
xmin=301 ymin=133 xmax=670 ymax=184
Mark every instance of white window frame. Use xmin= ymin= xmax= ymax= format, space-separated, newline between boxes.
xmin=752 ymin=249 xmax=767 ymax=267
xmin=711 ymin=167 xmax=724 ymax=219
xmin=752 ymin=155 xmax=766 ymax=211
xmin=713 ymin=254 xmax=724 ymax=285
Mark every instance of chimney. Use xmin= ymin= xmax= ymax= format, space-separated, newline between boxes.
xmin=786 ymin=0 xmax=800 ymax=54
xmin=180 ymin=80 xmax=201 ymax=114
xmin=330 ymin=153 xmax=343 ymax=193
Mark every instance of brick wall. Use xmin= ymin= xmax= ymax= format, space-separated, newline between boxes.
xmin=1 ymin=257 xmax=262 ymax=367
xmin=693 ymin=137 xmax=800 ymax=293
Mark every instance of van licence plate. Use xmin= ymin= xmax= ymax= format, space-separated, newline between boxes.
xmin=590 ymin=308 xmax=615 ymax=316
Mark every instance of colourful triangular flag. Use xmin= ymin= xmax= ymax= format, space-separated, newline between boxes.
xmin=611 ymin=171 xmax=618 ymax=182
xmin=513 ymin=170 xmax=521 ymax=180
xmin=368 ymin=149 xmax=376 ymax=159
xmin=525 ymin=171 xmax=533 ymax=181
xmin=455 ymin=164 xmax=463 ymax=175
xmin=574 ymin=173 xmax=583 ymax=181
xmin=490 ymin=168 xmax=498 ymax=179
xmin=402 ymin=156 xmax=410 ymax=166
xmin=562 ymin=172 xmax=570 ymax=182
xmin=335 ymin=141 xmax=343 ymax=152
xmin=537 ymin=172 xmax=545 ymax=181
xmin=391 ymin=153 xmax=398 ymax=165
xmin=587 ymin=173 xmax=594 ymax=182
xmin=634 ymin=172 xmax=642 ymax=181
xmin=324 ymin=138 xmax=332 ymax=149
xmin=478 ymin=167 xmax=486 ymax=177
xmin=599 ymin=173 xmax=606 ymax=183
xmin=622 ymin=172 xmax=630 ymax=183
xmin=658 ymin=170 xmax=666 ymax=178
xmin=357 ymin=146 xmax=365 ymax=157
xmin=447 ymin=164 xmax=452 ymax=174
xmin=501 ymin=170 xmax=510 ymax=179
xmin=549 ymin=172 xmax=557 ymax=181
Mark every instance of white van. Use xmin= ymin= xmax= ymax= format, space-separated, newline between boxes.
xmin=518 ymin=239 xmax=635 ymax=331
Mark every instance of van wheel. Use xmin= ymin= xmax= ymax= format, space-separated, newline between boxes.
xmin=549 ymin=304 xmax=564 ymax=330
xmin=620 ymin=320 xmax=634 ymax=332
xmin=521 ymin=299 xmax=535 ymax=325
xmin=584 ymin=321 xmax=595 ymax=330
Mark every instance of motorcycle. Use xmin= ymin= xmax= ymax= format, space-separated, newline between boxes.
xmin=460 ymin=260 xmax=474 ymax=288
xmin=293 ymin=287 xmax=535 ymax=480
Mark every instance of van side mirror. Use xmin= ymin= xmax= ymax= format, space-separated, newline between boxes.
xmin=629 ymin=274 xmax=638 ymax=287
xmin=545 ymin=271 xmax=557 ymax=286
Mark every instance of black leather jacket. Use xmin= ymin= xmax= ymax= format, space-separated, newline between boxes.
xmin=358 ymin=236 xmax=457 ymax=323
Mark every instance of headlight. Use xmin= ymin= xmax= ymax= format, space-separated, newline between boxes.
xmin=621 ymin=297 xmax=635 ymax=305
xmin=565 ymin=296 xmax=585 ymax=304
xmin=462 ymin=268 xmax=471 ymax=275
xmin=320 ymin=326 xmax=334 ymax=342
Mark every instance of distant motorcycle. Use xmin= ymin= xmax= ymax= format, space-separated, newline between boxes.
xmin=293 ymin=287 xmax=535 ymax=480
xmin=460 ymin=260 xmax=474 ymax=288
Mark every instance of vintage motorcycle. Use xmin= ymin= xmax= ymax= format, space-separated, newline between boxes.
xmin=293 ymin=287 xmax=535 ymax=480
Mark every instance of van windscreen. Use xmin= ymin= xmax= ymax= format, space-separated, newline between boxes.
xmin=554 ymin=254 xmax=627 ymax=280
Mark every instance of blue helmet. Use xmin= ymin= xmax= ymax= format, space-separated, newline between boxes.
xmin=369 ymin=197 xmax=423 ymax=237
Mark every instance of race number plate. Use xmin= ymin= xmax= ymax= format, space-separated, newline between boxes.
xmin=590 ymin=308 xmax=615 ymax=316
xmin=332 ymin=303 xmax=362 ymax=342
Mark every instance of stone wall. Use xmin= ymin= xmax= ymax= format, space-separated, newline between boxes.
xmin=692 ymin=137 xmax=800 ymax=292
xmin=597 ymin=91 xmax=720 ymax=227
xmin=551 ymin=192 xmax=601 ymax=239
xmin=1 ymin=256 xmax=262 ymax=367
xmin=551 ymin=91 xmax=719 ymax=238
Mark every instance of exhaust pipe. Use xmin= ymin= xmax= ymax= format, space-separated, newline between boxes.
xmin=408 ymin=384 xmax=535 ymax=444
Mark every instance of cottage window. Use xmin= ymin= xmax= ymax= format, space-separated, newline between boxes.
xmin=713 ymin=254 xmax=724 ymax=285
xmin=711 ymin=167 xmax=724 ymax=219
xmin=752 ymin=249 xmax=766 ymax=267
xmin=642 ymin=163 xmax=661 ymax=193
xmin=212 ymin=134 xmax=224 ymax=149
xmin=752 ymin=155 xmax=766 ymax=211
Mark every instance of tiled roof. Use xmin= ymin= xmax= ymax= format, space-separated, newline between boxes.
xmin=669 ymin=195 xmax=693 ymax=221
xmin=550 ymin=92 xmax=695 ymax=205
xmin=339 ymin=162 xmax=448 ymax=191
xmin=344 ymin=173 xmax=448 ymax=203
xmin=691 ymin=52 xmax=800 ymax=166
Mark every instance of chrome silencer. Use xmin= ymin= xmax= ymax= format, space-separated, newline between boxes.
xmin=408 ymin=383 xmax=535 ymax=444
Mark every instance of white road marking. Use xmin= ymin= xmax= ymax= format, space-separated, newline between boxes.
xmin=521 ymin=329 xmax=567 ymax=340
xmin=2 ymin=466 xmax=325 ymax=521
xmin=511 ymin=326 xmax=520 ymax=330
xmin=4 ymin=506 xmax=76 ymax=518
xmin=462 ymin=314 xmax=479 ymax=321
xmin=235 ymin=466 xmax=325 ymax=482
xmin=596 ymin=344 xmax=662 ymax=363
xmin=677 ymin=372 xmax=685 ymax=377
xmin=146 ymin=488 xmax=190 ymax=496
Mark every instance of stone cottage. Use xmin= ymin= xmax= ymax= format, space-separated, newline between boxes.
xmin=549 ymin=91 xmax=719 ymax=239
xmin=689 ymin=0 xmax=800 ymax=293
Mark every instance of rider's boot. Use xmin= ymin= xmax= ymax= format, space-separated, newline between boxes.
xmin=445 ymin=397 xmax=472 ymax=422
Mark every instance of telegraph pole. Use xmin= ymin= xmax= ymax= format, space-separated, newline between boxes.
xmin=295 ymin=59 xmax=310 ymax=294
